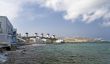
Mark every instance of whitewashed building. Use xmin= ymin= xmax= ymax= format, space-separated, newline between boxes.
xmin=0 ymin=16 xmax=16 ymax=48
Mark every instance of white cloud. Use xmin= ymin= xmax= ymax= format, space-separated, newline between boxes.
xmin=36 ymin=0 xmax=110 ymax=26
xmin=0 ymin=0 xmax=37 ymax=21
xmin=102 ymin=21 xmax=110 ymax=27
xmin=0 ymin=0 xmax=110 ymax=27
xmin=82 ymin=8 xmax=109 ymax=23
xmin=102 ymin=14 xmax=110 ymax=27
xmin=0 ymin=0 xmax=22 ymax=21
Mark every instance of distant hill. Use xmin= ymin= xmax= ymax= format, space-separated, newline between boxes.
xmin=63 ymin=37 xmax=108 ymax=43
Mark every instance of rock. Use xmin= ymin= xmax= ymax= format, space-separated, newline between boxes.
xmin=0 ymin=53 xmax=8 ymax=63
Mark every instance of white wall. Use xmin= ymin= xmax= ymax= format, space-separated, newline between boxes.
xmin=0 ymin=16 xmax=14 ymax=44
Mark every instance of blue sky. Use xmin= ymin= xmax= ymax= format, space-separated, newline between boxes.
xmin=0 ymin=0 xmax=110 ymax=40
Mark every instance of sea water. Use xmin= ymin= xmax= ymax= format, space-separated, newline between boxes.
xmin=34 ymin=43 xmax=110 ymax=64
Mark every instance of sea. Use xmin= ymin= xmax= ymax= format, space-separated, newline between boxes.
xmin=1 ymin=42 xmax=110 ymax=64
xmin=34 ymin=42 xmax=110 ymax=64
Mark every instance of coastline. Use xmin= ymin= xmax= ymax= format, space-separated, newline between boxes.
xmin=2 ymin=42 xmax=110 ymax=64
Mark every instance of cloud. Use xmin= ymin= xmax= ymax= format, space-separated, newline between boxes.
xmin=0 ymin=0 xmax=22 ymax=21
xmin=36 ymin=0 xmax=110 ymax=26
xmin=0 ymin=0 xmax=110 ymax=27
xmin=103 ymin=22 xmax=110 ymax=27
xmin=0 ymin=0 xmax=37 ymax=21
xmin=102 ymin=16 xmax=110 ymax=27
